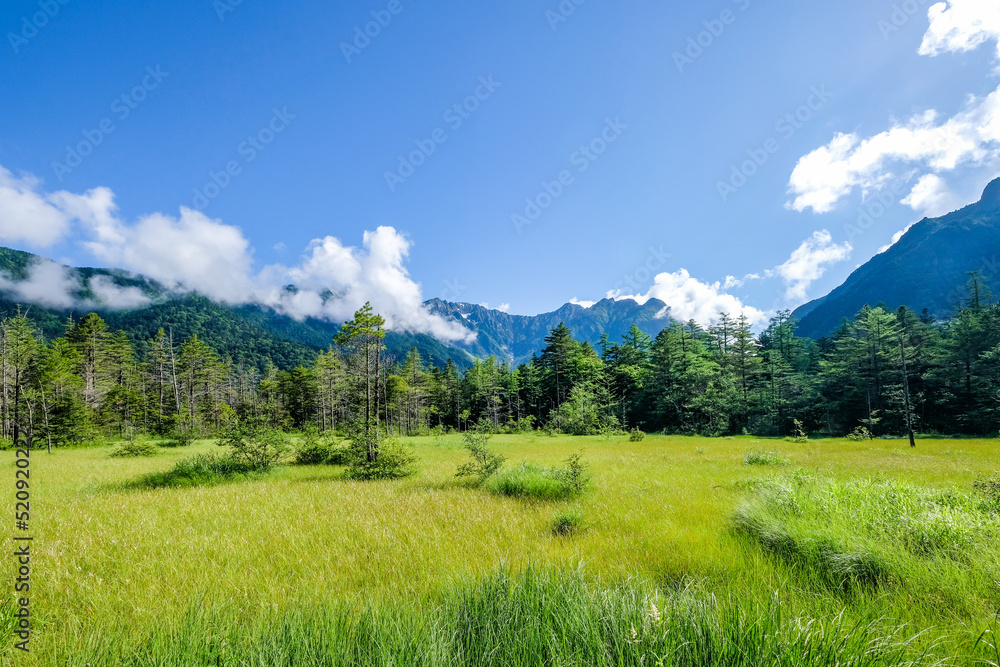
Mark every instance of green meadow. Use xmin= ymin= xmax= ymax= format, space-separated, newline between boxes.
xmin=4 ymin=434 xmax=1000 ymax=666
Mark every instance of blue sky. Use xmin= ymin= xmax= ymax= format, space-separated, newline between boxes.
xmin=1 ymin=0 xmax=999 ymax=338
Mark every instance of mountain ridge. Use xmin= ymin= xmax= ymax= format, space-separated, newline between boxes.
xmin=793 ymin=177 xmax=1000 ymax=339
xmin=0 ymin=247 xmax=672 ymax=370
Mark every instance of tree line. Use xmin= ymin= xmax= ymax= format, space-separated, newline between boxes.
xmin=2 ymin=275 xmax=998 ymax=450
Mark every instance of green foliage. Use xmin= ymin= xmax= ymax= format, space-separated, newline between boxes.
xmin=343 ymin=434 xmax=417 ymax=481
xmin=551 ymin=508 xmax=585 ymax=536
xmin=486 ymin=455 xmax=589 ymax=501
xmin=108 ymin=438 xmax=159 ymax=458
xmin=556 ymin=453 xmax=590 ymax=494
xmin=219 ymin=418 xmax=290 ymax=471
xmin=455 ymin=429 xmax=505 ymax=485
xmin=744 ymin=451 xmax=791 ymax=466
xmin=292 ymin=426 xmax=351 ymax=465
xmin=629 ymin=427 xmax=646 ymax=442
xmin=846 ymin=426 xmax=874 ymax=441
xmin=791 ymin=419 xmax=809 ymax=443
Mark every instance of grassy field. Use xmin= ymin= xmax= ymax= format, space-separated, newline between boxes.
xmin=3 ymin=434 xmax=999 ymax=665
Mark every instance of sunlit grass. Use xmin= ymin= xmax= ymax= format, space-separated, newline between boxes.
xmin=3 ymin=434 xmax=998 ymax=664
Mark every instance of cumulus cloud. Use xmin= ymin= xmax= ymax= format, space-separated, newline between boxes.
xmin=260 ymin=227 xmax=475 ymax=343
xmin=83 ymin=207 xmax=257 ymax=304
xmin=900 ymin=173 xmax=963 ymax=216
xmin=569 ymin=298 xmax=597 ymax=308
xmin=771 ymin=230 xmax=852 ymax=301
xmin=787 ymin=0 xmax=1000 ymax=214
xmin=919 ymin=0 xmax=1000 ymax=61
xmin=609 ymin=269 xmax=766 ymax=326
xmin=0 ymin=167 xmax=73 ymax=246
xmin=0 ymin=163 xmax=474 ymax=342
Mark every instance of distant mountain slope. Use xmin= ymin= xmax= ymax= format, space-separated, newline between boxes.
xmin=425 ymin=297 xmax=671 ymax=365
xmin=0 ymin=247 xmax=673 ymax=371
xmin=793 ymin=178 xmax=1000 ymax=339
xmin=0 ymin=249 xmax=473 ymax=371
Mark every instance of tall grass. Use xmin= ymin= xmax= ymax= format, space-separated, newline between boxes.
xmin=44 ymin=569 xmax=935 ymax=666
xmin=733 ymin=473 xmax=1000 ymax=611
xmin=6 ymin=435 xmax=999 ymax=665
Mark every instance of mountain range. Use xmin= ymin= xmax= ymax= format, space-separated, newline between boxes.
xmin=1 ymin=176 xmax=997 ymax=366
xmin=0 ymin=247 xmax=672 ymax=371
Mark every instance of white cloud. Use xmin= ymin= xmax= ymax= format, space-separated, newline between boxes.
xmin=878 ymin=222 xmax=917 ymax=253
xmin=0 ymin=167 xmax=72 ymax=247
xmin=0 ymin=163 xmax=475 ymax=343
xmin=0 ymin=259 xmax=151 ymax=311
xmin=89 ymin=275 xmax=152 ymax=310
xmin=569 ymin=298 xmax=597 ymax=308
xmin=787 ymin=1 xmax=1000 ymax=214
xmin=609 ymin=269 xmax=766 ymax=326
xmin=772 ymin=230 xmax=852 ymax=301
xmin=900 ymin=173 xmax=963 ymax=216
xmin=84 ymin=207 xmax=257 ymax=304
xmin=497 ymin=303 xmax=511 ymax=313
xmin=0 ymin=260 xmax=80 ymax=309
xmin=259 ymin=227 xmax=475 ymax=343
xmin=919 ymin=0 xmax=1000 ymax=61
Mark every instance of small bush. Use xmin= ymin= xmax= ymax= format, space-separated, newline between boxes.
xmin=846 ymin=426 xmax=873 ymax=441
xmin=487 ymin=455 xmax=589 ymax=501
xmin=628 ymin=428 xmax=646 ymax=442
xmin=556 ymin=453 xmax=590 ymax=494
xmin=109 ymin=439 xmax=159 ymax=458
xmin=455 ymin=430 xmax=505 ymax=485
xmin=343 ymin=433 xmax=417 ymax=481
xmin=135 ymin=454 xmax=258 ymax=489
xmin=551 ymin=508 xmax=586 ymax=536
xmin=219 ymin=418 xmax=290 ymax=471
xmin=744 ymin=451 xmax=790 ymax=466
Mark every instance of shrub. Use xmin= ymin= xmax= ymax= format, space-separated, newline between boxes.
xmin=551 ymin=508 xmax=585 ymax=536
xmin=343 ymin=433 xmax=417 ymax=481
xmin=790 ymin=419 xmax=808 ymax=443
xmin=219 ymin=418 xmax=290 ymax=471
xmin=846 ymin=426 xmax=873 ymax=441
xmin=556 ymin=454 xmax=590 ymax=494
xmin=487 ymin=455 xmax=589 ymax=501
xmin=135 ymin=454 xmax=258 ymax=489
xmin=109 ymin=439 xmax=159 ymax=458
xmin=743 ymin=451 xmax=790 ymax=466
xmin=455 ymin=430 xmax=505 ymax=485
xmin=629 ymin=428 xmax=646 ymax=442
